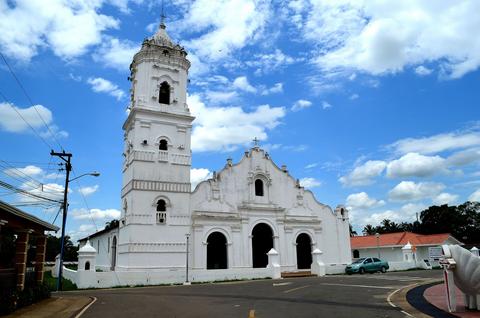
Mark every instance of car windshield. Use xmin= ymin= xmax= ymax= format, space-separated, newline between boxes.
xmin=352 ymin=258 xmax=366 ymax=264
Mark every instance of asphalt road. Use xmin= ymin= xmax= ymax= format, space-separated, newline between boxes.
xmin=71 ymin=270 xmax=442 ymax=318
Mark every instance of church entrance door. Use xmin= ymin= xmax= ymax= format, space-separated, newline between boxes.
xmin=207 ymin=232 xmax=228 ymax=269
xmin=296 ymin=233 xmax=312 ymax=269
xmin=252 ymin=223 xmax=273 ymax=268
xmin=111 ymin=236 xmax=117 ymax=270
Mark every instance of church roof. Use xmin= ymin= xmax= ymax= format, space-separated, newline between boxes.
xmin=350 ymin=231 xmax=462 ymax=249
xmin=152 ymin=23 xmax=174 ymax=47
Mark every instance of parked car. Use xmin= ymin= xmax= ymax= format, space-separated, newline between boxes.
xmin=345 ymin=257 xmax=389 ymax=274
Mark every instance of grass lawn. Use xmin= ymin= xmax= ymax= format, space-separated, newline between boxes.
xmin=44 ymin=270 xmax=78 ymax=291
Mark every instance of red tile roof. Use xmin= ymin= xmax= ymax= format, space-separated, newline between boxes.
xmin=350 ymin=232 xmax=459 ymax=249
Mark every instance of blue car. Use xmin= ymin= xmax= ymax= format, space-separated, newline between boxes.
xmin=345 ymin=257 xmax=389 ymax=274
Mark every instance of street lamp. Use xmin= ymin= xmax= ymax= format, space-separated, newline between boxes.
xmin=56 ymin=170 xmax=100 ymax=291
xmin=375 ymin=232 xmax=380 ymax=259
xmin=184 ymin=233 xmax=191 ymax=285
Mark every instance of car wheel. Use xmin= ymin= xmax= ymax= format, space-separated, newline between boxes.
xmin=359 ymin=268 xmax=365 ymax=274
xmin=381 ymin=266 xmax=386 ymax=273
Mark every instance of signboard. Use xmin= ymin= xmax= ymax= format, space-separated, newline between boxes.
xmin=429 ymin=246 xmax=443 ymax=260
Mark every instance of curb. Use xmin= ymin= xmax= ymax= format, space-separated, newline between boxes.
xmin=387 ymin=279 xmax=455 ymax=318
xmin=73 ymin=296 xmax=97 ymax=318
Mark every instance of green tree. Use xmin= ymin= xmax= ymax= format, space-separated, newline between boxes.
xmin=349 ymin=224 xmax=358 ymax=237
xmin=45 ymin=235 xmax=78 ymax=261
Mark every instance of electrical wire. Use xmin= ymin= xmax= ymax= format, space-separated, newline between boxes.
xmin=0 ymin=52 xmax=64 ymax=150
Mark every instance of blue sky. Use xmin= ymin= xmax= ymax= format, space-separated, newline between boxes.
xmin=1 ymin=0 xmax=480 ymax=240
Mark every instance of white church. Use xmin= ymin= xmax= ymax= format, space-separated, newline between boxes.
xmin=72 ymin=22 xmax=351 ymax=288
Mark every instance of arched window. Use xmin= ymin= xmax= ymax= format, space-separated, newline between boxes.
xmin=159 ymin=139 xmax=168 ymax=151
xmin=255 ymin=179 xmax=264 ymax=196
xmin=159 ymin=81 xmax=170 ymax=104
xmin=85 ymin=261 xmax=90 ymax=271
xmin=353 ymin=250 xmax=360 ymax=259
xmin=156 ymin=199 xmax=167 ymax=224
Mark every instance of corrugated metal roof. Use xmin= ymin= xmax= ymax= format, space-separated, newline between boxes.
xmin=0 ymin=200 xmax=59 ymax=231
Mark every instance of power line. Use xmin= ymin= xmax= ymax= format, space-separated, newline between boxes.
xmin=0 ymin=52 xmax=64 ymax=150
xmin=0 ymin=179 xmax=63 ymax=204
xmin=0 ymin=90 xmax=53 ymax=150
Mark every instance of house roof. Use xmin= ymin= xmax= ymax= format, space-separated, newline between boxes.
xmin=78 ymin=222 xmax=119 ymax=242
xmin=351 ymin=231 xmax=461 ymax=249
xmin=0 ymin=200 xmax=59 ymax=232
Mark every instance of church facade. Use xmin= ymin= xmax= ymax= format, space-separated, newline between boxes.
xmin=77 ymin=22 xmax=351 ymax=286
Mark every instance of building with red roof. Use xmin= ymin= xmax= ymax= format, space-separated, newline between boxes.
xmin=351 ymin=232 xmax=463 ymax=269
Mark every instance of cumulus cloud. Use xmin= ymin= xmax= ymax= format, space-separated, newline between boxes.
xmin=304 ymin=1 xmax=480 ymax=79
xmin=72 ymin=208 xmax=121 ymax=220
xmin=346 ymin=192 xmax=385 ymax=210
xmin=446 ymin=148 xmax=480 ymax=166
xmin=78 ymin=185 xmax=99 ymax=196
xmin=322 ymin=101 xmax=332 ymax=109
xmin=0 ymin=0 xmax=119 ymax=61
xmin=339 ymin=160 xmax=386 ymax=186
xmin=299 ymin=177 xmax=321 ymax=188
xmin=390 ymin=131 xmax=480 ymax=155
xmin=415 ymin=65 xmax=433 ymax=76
xmin=388 ymin=181 xmax=445 ymax=202
xmin=177 ymin=0 xmax=271 ymax=62
xmin=87 ymin=77 xmax=125 ymax=100
xmin=191 ymin=168 xmax=212 ymax=190
xmin=4 ymin=165 xmax=43 ymax=178
xmin=432 ymin=192 xmax=458 ymax=205
xmin=189 ymin=94 xmax=285 ymax=152
xmin=0 ymin=103 xmax=67 ymax=138
xmin=93 ymin=37 xmax=138 ymax=71
xmin=291 ymin=99 xmax=312 ymax=112
xmin=245 ymin=49 xmax=296 ymax=75
xmin=468 ymin=189 xmax=480 ymax=202
xmin=261 ymin=83 xmax=283 ymax=95
xmin=386 ymin=152 xmax=447 ymax=178
xmin=363 ymin=210 xmax=402 ymax=226
xmin=232 ymin=76 xmax=256 ymax=93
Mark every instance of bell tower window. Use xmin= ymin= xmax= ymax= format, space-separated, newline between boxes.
xmin=156 ymin=199 xmax=167 ymax=224
xmin=159 ymin=139 xmax=168 ymax=151
xmin=255 ymin=179 xmax=264 ymax=196
xmin=159 ymin=81 xmax=170 ymax=104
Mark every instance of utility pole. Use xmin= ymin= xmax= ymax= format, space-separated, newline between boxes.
xmin=50 ymin=150 xmax=72 ymax=291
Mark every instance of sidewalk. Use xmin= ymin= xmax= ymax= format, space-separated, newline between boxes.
xmin=424 ymin=283 xmax=480 ymax=318
xmin=6 ymin=295 xmax=92 ymax=318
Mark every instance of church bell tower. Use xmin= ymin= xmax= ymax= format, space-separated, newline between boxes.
xmin=118 ymin=21 xmax=194 ymax=270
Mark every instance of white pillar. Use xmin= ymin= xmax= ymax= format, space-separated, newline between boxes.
xmin=471 ymin=247 xmax=479 ymax=257
xmin=311 ymin=248 xmax=326 ymax=276
xmin=267 ymin=248 xmax=281 ymax=279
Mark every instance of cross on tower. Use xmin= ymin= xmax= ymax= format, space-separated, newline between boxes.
xmin=252 ymin=137 xmax=260 ymax=147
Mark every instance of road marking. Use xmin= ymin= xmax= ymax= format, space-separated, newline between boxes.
xmin=74 ymin=296 xmax=97 ymax=318
xmin=283 ymin=285 xmax=311 ymax=293
xmin=386 ymin=282 xmax=419 ymax=317
xmin=320 ymin=283 xmax=396 ymax=289
xmin=273 ymin=282 xmax=292 ymax=287
xmin=248 ymin=309 xmax=255 ymax=318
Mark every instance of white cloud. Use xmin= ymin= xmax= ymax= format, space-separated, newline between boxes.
xmin=346 ymin=192 xmax=385 ymax=210
xmin=78 ymin=185 xmax=99 ymax=196
xmin=339 ymin=160 xmax=386 ymax=186
xmin=299 ymin=177 xmax=321 ymax=188
xmin=349 ymin=93 xmax=359 ymax=100
xmin=93 ymin=38 xmax=138 ymax=71
xmin=72 ymin=208 xmax=121 ymax=220
xmin=0 ymin=103 xmax=68 ymax=138
xmin=306 ymin=1 xmax=480 ymax=79
xmin=415 ymin=65 xmax=433 ymax=76
xmin=322 ymin=101 xmax=332 ymax=109
xmin=245 ymin=49 xmax=296 ymax=74
xmin=388 ymin=181 xmax=445 ymax=202
xmin=291 ymin=99 xmax=312 ymax=112
xmin=432 ymin=192 xmax=458 ymax=205
xmin=390 ymin=131 xmax=480 ymax=155
xmin=178 ymin=0 xmax=271 ymax=62
xmin=468 ymin=189 xmax=480 ymax=202
xmin=261 ymin=83 xmax=283 ymax=95
xmin=0 ymin=0 xmax=119 ymax=61
xmin=446 ymin=148 xmax=480 ymax=166
xmin=191 ymin=168 xmax=212 ymax=190
xmin=305 ymin=163 xmax=318 ymax=169
xmin=232 ymin=76 xmax=257 ymax=93
xmin=87 ymin=77 xmax=125 ymax=100
xmin=18 ymin=181 xmax=64 ymax=204
xmin=0 ymin=103 xmax=52 ymax=133
xmin=364 ymin=210 xmax=402 ymax=226
xmin=4 ymin=165 xmax=43 ymax=178
xmin=78 ymin=224 xmax=96 ymax=232
xmin=204 ymin=90 xmax=239 ymax=104
xmin=386 ymin=152 xmax=446 ymax=178
xmin=189 ymin=94 xmax=285 ymax=152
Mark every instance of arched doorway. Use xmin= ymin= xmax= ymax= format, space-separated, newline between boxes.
xmin=252 ymin=223 xmax=273 ymax=268
xmin=206 ymin=232 xmax=227 ymax=269
xmin=111 ymin=236 xmax=117 ymax=270
xmin=296 ymin=233 xmax=312 ymax=270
